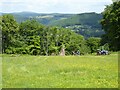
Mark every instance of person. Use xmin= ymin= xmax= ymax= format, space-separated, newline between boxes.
xmin=60 ymin=45 xmax=65 ymax=56
xmin=77 ymin=50 xmax=80 ymax=55
xmin=72 ymin=51 xmax=76 ymax=55
xmin=97 ymin=49 xmax=101 ymax=55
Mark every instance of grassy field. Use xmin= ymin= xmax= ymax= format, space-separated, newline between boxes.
xmin=2 ymin=53 xmax=118 ymax=88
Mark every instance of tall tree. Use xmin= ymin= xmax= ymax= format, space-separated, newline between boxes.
xmin=1 ymin=14 xmax=19 ymax=53
xmin=19 ymin=20 xmax=42 ymax=55
xmin=101 ymin=1 xmax=120 ymax=51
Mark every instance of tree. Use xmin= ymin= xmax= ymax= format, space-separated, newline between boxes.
xmin=1 ymin=14 xmax=19 ymax=53
xmin=19 ymin=20 xmax=42 ymax=55
xmin=101 ymin=1 xmax=120 ymax=51
xmin=87 ymin=37 xmax=101 ymax=53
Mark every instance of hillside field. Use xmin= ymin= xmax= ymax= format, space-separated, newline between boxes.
xmin=2 ymin=53 xmax=118 ymax=88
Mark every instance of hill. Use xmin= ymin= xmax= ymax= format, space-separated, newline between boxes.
xmin=1 ymin=12 xmax=104 ymax=38
xmin=49 ymin=12 xmax=104 ymax=38
xmin=2 ymin=12 xmax=74 ymax=24
xmin=49 ymin=12 xmax=102 ymax=28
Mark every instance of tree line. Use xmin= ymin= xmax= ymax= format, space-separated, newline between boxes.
xmin=0 ymin=14 xmax=102 ymax=55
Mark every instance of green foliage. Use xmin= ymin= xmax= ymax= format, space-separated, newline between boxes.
xmin=87 ymin=37 xmax=101 ymax=53
xmin=101 ymin=1 xmax=120 ymax=51
xmin=19 ymin=20 xmax=42 ymax=55
xmin=1 ymin=14 xmax=93 ymax=55
xmin=99 ymin=43 xmax=110 ymax=51
xmin=1 ymin=14 xmax=19 ymax=53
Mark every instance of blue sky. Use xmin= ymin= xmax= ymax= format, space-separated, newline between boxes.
xmin=0 ymin=0 xmax=112 ymax=13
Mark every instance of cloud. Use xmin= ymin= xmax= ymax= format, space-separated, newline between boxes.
xmin=0 ymin=0 xmax=112 ymax=13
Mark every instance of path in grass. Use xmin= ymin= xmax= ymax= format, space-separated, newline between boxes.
xmin=2 ymin=53 xmax=118 ymax=88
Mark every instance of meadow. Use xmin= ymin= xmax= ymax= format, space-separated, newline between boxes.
xmin=2 ymin=53 xmax=118 ymax=88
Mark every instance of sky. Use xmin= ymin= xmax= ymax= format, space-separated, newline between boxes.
xmin=0 ymin=0 xmax=113 ymax=14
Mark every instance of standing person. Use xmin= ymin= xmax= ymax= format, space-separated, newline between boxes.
xmin=60 ymin=44 xmax=65 ymax=56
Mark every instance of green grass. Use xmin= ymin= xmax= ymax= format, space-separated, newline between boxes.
xmin=2 ymin=53 xmax=118 ymax=88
